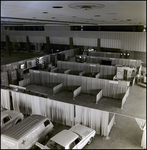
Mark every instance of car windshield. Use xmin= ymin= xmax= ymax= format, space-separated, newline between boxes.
xmin=71 ymin=131 xmax=82 ymax=140
xmin=46 ymin=140 xmax=65 ymax=149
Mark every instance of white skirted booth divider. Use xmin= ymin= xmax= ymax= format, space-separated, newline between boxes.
xmin=88 ymin=51 xmax=121 ymax=58
xmin=96 ymin=90 xmax=103 ymax=104
xmin=121 ymin=87 xmax=130 ymax=109
xmin=57 ymin=61 xmax=116 ymax=78
xmin=107 ymin=114 xmax=116 ymax=138
xmin=135 ymin=118 xmax=146 ymax=149
xmin=1 ymin=89 xmax=11 ymax=110
xmin=1 ymin=89 xmax=145 ymax=147
xmin=1 ymin=89 xmax=115 ymax=137
xmin=73 ymin=86 xmax=82 ymax=100
xmin=86 ymin=56 xmax=142 ymax=68
xmin=53 ymin=83 xmax=63 ymax=95
xmin=29 ymin=69 xmax=128 ymax=100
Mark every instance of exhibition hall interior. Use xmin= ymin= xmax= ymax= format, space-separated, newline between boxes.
xmin=1 ymin=1 xmax=146 ymax=149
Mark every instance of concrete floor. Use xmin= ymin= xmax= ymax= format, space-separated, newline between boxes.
xmin=1 ymin=50 xmax=146 ymax=149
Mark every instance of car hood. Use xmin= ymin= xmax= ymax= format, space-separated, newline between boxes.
xmin=69 ymin=124 xmax=94 ymax=139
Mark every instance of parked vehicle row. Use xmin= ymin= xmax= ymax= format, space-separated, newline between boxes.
xmin=1 ymin=108 xmax=96 ymax=149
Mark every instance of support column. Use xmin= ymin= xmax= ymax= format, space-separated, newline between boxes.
xmin=35 ymin=43 xmax=38 ymax=52
xmin=38 ymin=43 xmax=41 ymax=52
xmin=97 ymin=38 xmax=101 ymax=51
xmin=46 ymin=36 xmax=51 ymax=54
xmin=69 ymin=37 xmax=74 ymax=49
xmin=5 ymin=35 xmax=12 ymax=56
xmin=26 ymin=36 xmax=31 ymax=52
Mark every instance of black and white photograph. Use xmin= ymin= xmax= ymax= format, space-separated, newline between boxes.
xmin=1 ymin=1 xmax=146 ymax=149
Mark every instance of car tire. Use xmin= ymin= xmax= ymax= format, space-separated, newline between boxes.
xmin=87 ymin=137 xmax=93 ymax=145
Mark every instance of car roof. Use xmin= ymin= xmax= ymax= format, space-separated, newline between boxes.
xmin=50 ymin=130 xmax=79 ymax=147
xmin=1 ymin=110 xmax=21 ymax=120
xmin=1 ymin=115 xmax=48 ymax=140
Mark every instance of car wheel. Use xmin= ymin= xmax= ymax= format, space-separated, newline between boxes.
xmin=87 ymin=137 xmax=93 ymax=145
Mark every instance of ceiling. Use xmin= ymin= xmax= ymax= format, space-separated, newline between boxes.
xmin=1 ymin=1 xmax=146 ymax=26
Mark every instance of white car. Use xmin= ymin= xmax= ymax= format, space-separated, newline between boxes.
xmin=1 ymin=109 xmax=24 ymax=133
xmin=35 ymin=124 xmax=96 ymax=149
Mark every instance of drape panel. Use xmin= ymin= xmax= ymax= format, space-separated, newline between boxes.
xmin=27 ymin=94 xmax=42 ymax=115
xmin=3 ymin=89 xmax=112 ymax=136
xmin=57 ymin=61 xmax=116 ymax=77
xmin=101 ymin=111 xmax=109 ymax=136
xmin=1 ymin=89 xmax=10 ymax=109
xmin=11 ymin=91 xmax=20 ymax=112
xmin=40 ymin=71 xmax=47 ymax=86
xmin=135 ymin=118 xmax=146 ymax=149
xmin=86 ymin=56 xmax=141 ymax=68
xmin=10 ymin=90 xmax=75 ymax=126
xmin=74 ymin=105 xmax=109 ymax=136
xmin=89 ymin=51 xmax=120 ymax=58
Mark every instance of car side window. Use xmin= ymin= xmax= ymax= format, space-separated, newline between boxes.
xmin=69 ymin=141 xmax=76 ymax=149
xmin=75 ymin=138 xmax=80 ymax=144
xmin=44 ymin=119 xmax=50 ymax=127
xmin=3 ymin=116 xmax=11 ymax=124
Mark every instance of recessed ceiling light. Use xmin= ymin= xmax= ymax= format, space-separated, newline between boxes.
xmin=52 ymin=6 xmax=63 ymax=8
xmin=43 ymin=12 xmax=48 ymax=14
